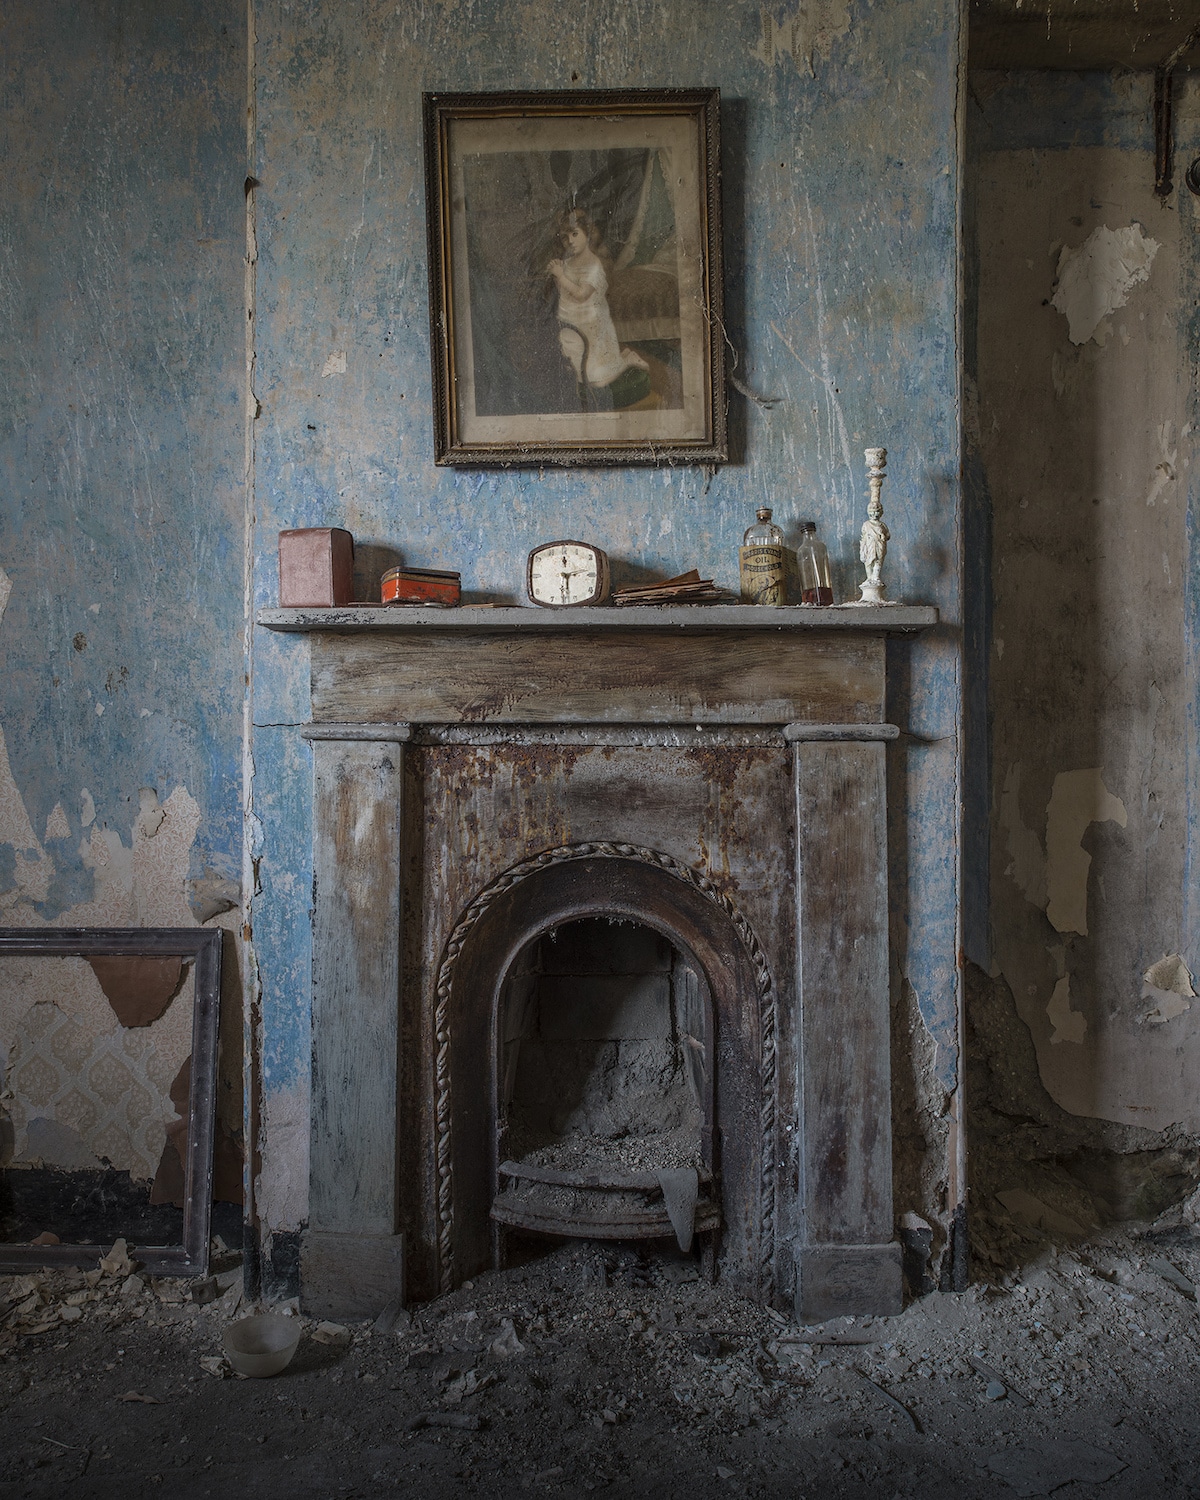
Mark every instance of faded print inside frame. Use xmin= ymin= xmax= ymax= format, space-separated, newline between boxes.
xmin=446 ymin=112 xmax=712 ymax=450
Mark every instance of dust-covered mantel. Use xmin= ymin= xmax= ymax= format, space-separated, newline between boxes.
xmin=261 ymin=604 xmax=937 ymax=1326
xmin=259 ymin=603 xmax=937 ymax=634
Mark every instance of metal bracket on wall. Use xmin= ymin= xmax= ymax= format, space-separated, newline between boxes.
xmin=1154 ymin=26 xmax=1200 ymax=199
xmin=0 ymin=926 xmax=223 ymax=1278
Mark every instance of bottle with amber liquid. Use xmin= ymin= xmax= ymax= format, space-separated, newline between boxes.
xmin=797 ymin=521 xmax=834 ymax=605
xmin=739 ymin=507 xmax=786 ymax=605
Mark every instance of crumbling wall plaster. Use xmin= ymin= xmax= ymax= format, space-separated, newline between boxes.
xmin=972 ymin=69 xmax=1200 ymax=1139
xmin=0 ymin=1 xmax=247 ymax=1191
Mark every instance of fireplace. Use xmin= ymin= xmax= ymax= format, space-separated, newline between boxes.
xmin=260 ymin=602 xmax=936 ymax=1321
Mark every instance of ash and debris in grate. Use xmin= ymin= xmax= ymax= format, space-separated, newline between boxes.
xmin=513 ymin=1130 xmax=703 ymax=1175
xmin=4 ymin=1222 xmax=1200 ymax=1497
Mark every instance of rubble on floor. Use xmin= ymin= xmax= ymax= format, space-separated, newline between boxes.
xmin=3 ymin=1223 xmax=1200 ymax=1497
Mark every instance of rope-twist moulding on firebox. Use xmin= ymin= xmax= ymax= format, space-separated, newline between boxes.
xmin=431 ymin=841 xmax=777 ymax=1296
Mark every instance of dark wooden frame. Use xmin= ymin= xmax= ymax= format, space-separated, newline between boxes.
xmin=423 ymin=87 xmax=727 ymax=468
xmin=0 ymin=927 xmax=223 ymax=1277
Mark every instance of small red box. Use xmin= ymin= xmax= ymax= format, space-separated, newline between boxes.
xmin=278 ymin=528 xmax=354 ymax=607
xmin=381 ymin=567 xmax=461 ymax=606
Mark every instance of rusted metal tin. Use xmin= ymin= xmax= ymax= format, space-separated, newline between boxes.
xmin=381 ymin=567 xmax=461 ymax=606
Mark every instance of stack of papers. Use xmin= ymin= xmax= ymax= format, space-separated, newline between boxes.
xmin=611 ymin=570 xmax=728 ymax=606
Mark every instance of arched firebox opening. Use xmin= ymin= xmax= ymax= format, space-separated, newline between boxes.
xmin=434 ymin=847 xmax=774 ymax=1302
xmin=493 ymin=916 xmax=718 ymax=1261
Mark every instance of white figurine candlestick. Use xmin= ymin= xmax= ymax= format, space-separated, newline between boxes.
xmin=855 ymin=446 xmax=891 ymax=605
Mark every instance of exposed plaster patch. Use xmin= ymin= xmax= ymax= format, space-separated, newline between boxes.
xmin=999 ymin=762 xmax=1046 ymax=909
xmin=1047 ymin=974 xmax=1087 ymax=1044
xmin=749 ymin=2 xmax=851 ymax=73
xmin=321 ymin=351 xmax=347 ymax=377
xmin=1045 ymin=768 xmax=1127 ymax=936
xmin=0 ymin=567 xmax=11 ymax=625
xmin=0 ymin=786 xmax=208 ymax=1177
xmin=255 ymin=1080 xmax=310 ymax=1230
xmin=80 ymin=790 xmax=95 ymax=828
xmin=1142 ymin=953 xmax=1194 ymax=1025
xmin=44 ymin=803 xmax=70 ymax=842
xmin=136 ymin=787 xmax=166 ymax=839
xmin=1050 ymin=224 xmax=1159 ymax=347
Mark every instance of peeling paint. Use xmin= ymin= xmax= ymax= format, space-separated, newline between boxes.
xmin=0 ymin=785 xmax=227 ymax=1176
xmin=1045 ymin=769 xmax=1127 ymax=937
xmin=136 ymin=788 xmax=166 ymax=840
xmin=1142 ymin=953 xmax=1194 ymax=1025
xmin=1050 ymin=223 xmax=1159 ymax=347
xmin=43 ymin=804 xmax=70 ymax=842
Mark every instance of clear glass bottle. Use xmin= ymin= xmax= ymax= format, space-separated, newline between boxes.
xmin=797 ymin=521 xmax=834 ymax=606
xmin=739 ymin=507 xmax=786 ymax=605
xmin=743 ymin=506 xmax=784 ymax=549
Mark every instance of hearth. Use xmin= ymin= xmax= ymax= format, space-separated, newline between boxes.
xmin=259 ymin=602 xmax=936 ymax=1322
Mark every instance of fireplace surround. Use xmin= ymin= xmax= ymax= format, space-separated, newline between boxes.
xmin=260 ymin=602 xmax=936 ymax=1322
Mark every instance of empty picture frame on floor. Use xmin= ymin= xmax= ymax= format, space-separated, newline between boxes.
xmin=0 ymin=926 xmax=222 ymax=1277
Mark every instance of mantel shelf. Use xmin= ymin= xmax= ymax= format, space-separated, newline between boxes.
xmin=258 ymin=603 xmax=938 ymax=635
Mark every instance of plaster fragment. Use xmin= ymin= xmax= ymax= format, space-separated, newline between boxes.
xmin=136 ymin=788 xmax=165 ymax=839
xmin=86 ymin=955 xmax=182 ymax=1028
xmin=322 ymin=351 xmax=347 ymax=376
xmin=80 ymin=789 xmax=95 ymax=827
xmin=0 ymin=566 xmax=11 ymax=626
xmin=1144 ymin=953 xmax=1194 ymax=996
xmin=750 ymin=1 xmax=851 ymax=72
xmin=1046 ymin=975 xmax=1086 ymax=1044
xmin=1051 ymin=224 xmax=1159 ymax=346
xmin=44 ymin=803 xmax=70 ymax=841
xmin=1142 ymin=953 xmax=1194 ymax=1024
xmin=1045 ymin=768 xmax=1126 ymax=936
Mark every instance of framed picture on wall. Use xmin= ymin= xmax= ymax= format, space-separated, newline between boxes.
xmin=423 ymin=88 xmax=726 ymax=467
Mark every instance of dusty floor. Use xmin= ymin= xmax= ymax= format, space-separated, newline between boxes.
xmin=3 ymin=1223 xmax=1200 ymax=1500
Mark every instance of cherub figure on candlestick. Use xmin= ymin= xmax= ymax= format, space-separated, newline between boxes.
xmin=856 ymin=447 xmax=890 ymax=605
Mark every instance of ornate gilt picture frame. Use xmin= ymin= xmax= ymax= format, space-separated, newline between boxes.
xmin=423 ymin=88 xmax=726 ymax=467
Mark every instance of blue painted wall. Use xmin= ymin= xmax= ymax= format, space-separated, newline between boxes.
xmin=249 ymin=0 xmax=965 ymax=1253
xmin=0 ymin=0 xmax=246 ymax=912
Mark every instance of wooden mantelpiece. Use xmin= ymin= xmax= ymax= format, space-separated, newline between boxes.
xmin=261 ymin=604 xmax=936 ymax=727
xmin=260 ymin=603 xmax=937 ymax=1321
xmin=259 ymin=603 xmax=936 ymax=634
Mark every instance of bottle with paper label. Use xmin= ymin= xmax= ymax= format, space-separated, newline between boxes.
xmin=739 ymin=507 xmax=786 ymax=605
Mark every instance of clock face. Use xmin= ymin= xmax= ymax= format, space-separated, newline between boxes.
xmin=527 ymin=541 xmax=610 ymax=607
